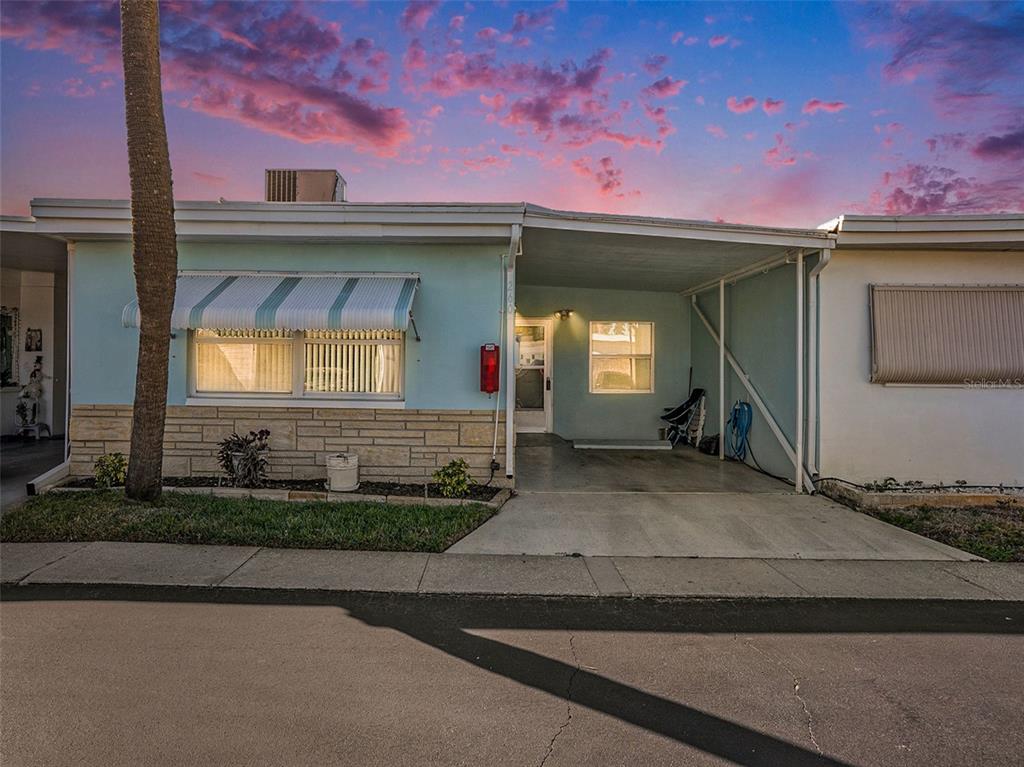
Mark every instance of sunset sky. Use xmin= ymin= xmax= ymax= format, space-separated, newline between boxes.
xmin=1 ymin=1 xmax=1022 ymax=226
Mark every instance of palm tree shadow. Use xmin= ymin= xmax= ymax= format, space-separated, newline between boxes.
xmin=344 ymin=597 xmax=874 ymax=766
xmin=11 ymin=587 xmax=1021 ymax=766
xmin=372 ymin=615 xmax=847 ymax=766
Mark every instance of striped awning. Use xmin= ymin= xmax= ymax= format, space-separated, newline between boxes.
xmin=122 ymin=273 xmax=419 ymax=331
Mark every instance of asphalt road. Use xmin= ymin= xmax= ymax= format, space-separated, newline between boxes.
xmin=1 ymin=591 xmax=1022 ymax=766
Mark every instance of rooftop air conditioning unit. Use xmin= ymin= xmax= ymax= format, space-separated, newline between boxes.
xmin=265 ymin=169 xmax=347 ymax=202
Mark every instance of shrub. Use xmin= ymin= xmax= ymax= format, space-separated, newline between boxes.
xmin=94 ymin=453 xmax=128 ymax=488
xmin=433 ymin=458 xmax=472 ymax=498
xmin=218 ymin=430 xmax=271 ymax=488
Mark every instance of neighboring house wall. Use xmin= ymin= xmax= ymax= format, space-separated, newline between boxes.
xmin=515 ymin=284 xmax=689 ymax=440
xmin=69 ymin=240 xmax=510 ymax=480
xmin=689 ymin=260 xmax=812 ymax=482
xmin=818 ymin=248 xmax=1024 ymax=485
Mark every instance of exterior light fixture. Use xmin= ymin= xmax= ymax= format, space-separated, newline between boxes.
xmin=556 ymin=309 xmax=573 ymax=320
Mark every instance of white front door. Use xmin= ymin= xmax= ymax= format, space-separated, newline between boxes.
xmin=514 ymin=318 xmax=552 ymax=433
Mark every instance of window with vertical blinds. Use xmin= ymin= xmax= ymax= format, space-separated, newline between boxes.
xmin=192 ymin=329 xmax=403 ymax=399
xmin=303 ymin=330 xmax=402 ymax=395
xmin=869 ymin=285 xmax=1024 ymax=385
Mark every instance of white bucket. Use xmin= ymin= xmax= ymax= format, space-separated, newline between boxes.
xmin=326 ymin=452 xmax=359 ymax=492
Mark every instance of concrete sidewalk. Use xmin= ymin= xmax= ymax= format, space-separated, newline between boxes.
xmin=3 ymin=541 xmax=1023 ymax=600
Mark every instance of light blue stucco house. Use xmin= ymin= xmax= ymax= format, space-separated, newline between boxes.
xmin=5 ymin=171 xmax=1022 ymax=490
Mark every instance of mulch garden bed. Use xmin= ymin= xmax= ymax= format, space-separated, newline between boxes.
xmin=61 ymin=476 xmax=502 ymax=501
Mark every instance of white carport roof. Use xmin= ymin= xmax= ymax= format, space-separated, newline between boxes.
xmin=521 ymin=204 xmax=833 ymax=293
xmin=21 ymin=197 xmax=837 ymax=294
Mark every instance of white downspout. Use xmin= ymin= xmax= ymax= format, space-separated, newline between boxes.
xmin=65 ymin=241 xmax=75 ymax=462
xmin=806 ymin=247 xmax=832 ymax=480
xmin=503 ymin=223 xmax=522 ymax=480
xmin=718 ymin=279 xmax=725 ymax=460
xmin=795 ymin=250 xmax=805 ymax=492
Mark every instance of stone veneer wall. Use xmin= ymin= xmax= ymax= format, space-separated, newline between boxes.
xmin=69 ymin=404 xmax=508 ymax=486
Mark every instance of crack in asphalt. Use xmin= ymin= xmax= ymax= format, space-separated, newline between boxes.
xmin=538 ymin=632 xmax=581 ymax=767
xmin=743 ymin=638 xmax=823 ymax=756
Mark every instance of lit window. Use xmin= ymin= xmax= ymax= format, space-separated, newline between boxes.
xmin=590 ymin=321 xmax=654 ymax=393
xmin=192 ymin=329 xmax=403 ymax=399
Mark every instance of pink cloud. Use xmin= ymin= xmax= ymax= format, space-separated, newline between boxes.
xmin=462 ymin=154 xmax=512 ymax=172
xmin=403 ymin=39 xmax=428 ymax=71
xmin=571 ymin=155 xmax=630 ymax=197
xmin=419 ymin=47 xmax=665 ymax=151
xmin=511 ymin=1 xmax=565 ymax=33
xmin=642 ymin=103 xmax=675 ymax=139
xmin=62 ymin=77 xmax=95 ymax=98
xmin=477 ymin=27 xmax=500 ymax=41
xmin=863 ymin=163 xmax=1024 ymax=215
xmin=706 ymin=124 xmax=727 ymax=140
xmin=192 ymin=171 xmax=226 ymax=185
xmin=802 ymin=99 xmax=848 ymax=114
xmin=424 ymin=104 xmax=444 ymax=118
xmin=400 ymin=1 xmax=440 ymax=33
xmin=684 ymin=36 xmax=699 ymax=46
xmin=764 ymin=133 xmax=797 ymax=168
xmin=861 ymin=3 xmax=1023 ymax=119
xmin=973 ymin=127 xmax=1024 ymax=162
xmin=643 ymin=54 xmax=669 ymax=75
xmin=726 ymin=95 xmax=757 ymax=114
xmin=709 ymin=35 xmax=730 ymax=48
xmin=643 ymin=76 xmax=687 ymax=99
xmin=2 ymin=2 xmax=415 ymax=154
xmin=449 ymin=15 xmax=465 ymax=31
xmin=671 ymin=31 xmax=684 ymax=45
xmin=762 ymin=98 xmax=785 ymax=115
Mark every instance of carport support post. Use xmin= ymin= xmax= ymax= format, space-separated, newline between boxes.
xmin=795 ymin=250 xmax=805 ymax=493
xmin=718 ymin=279 xmax=725 ymax=460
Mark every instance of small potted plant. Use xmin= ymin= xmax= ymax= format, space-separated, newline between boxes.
xmin=217 ymin=429 xmax=271 ymax=488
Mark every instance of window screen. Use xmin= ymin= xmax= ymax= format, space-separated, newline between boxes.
xmin=869 ymin=285 xmax=1024 ymax=384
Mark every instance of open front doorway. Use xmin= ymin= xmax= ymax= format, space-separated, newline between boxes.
xmin=514 ymin=317 xmax=552 ymax=433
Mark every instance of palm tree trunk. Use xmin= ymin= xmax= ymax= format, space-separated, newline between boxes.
xmin=121 ymin=0 xmax=178 ymax=501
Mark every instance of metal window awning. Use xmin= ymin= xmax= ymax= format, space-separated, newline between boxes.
xmin=122 ymin=272 xmax=420 ymax=331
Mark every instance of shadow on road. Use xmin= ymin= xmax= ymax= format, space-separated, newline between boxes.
xmin=6 ymin=587 xmax=1022 ymax=766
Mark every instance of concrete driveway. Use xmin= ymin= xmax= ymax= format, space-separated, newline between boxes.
xmin=450 ymin=438 xmax=973 ymax=560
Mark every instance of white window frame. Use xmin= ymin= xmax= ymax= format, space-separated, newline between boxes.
xmin=588 ymin=321 xmax=655 ymax=395
xmin=187 ymin=329 xmax=405 ymax=405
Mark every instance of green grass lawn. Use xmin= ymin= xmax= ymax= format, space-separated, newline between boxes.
xmin=868 ymin=504 xmax=1024 ymax=562
xmin=0 ymin=490 xmax=495 ymax=553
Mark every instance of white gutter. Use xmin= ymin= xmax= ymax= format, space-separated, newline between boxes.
xmin=65 ymin=242 xmax=75 ymax=461
xmin=794 ymin=250 xmax=805 ymax=492
xmin=504 ymin=224 xmax=522 ymax=480
xmin=718 ymin=279 xmax=725 ymax=461
xmin=805 ymin=247 xmax=832 ymax=477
